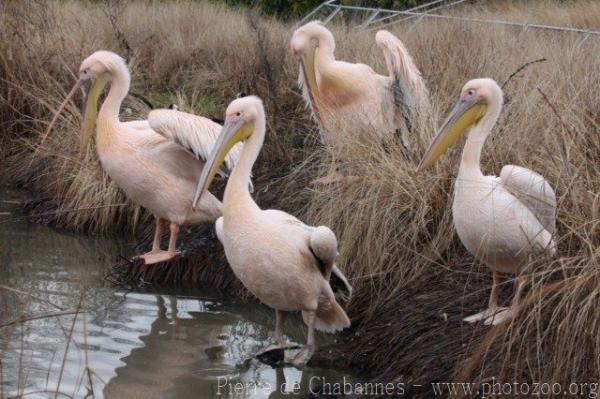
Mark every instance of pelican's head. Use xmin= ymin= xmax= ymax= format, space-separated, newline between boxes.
xmin=40 ymin=51 xmax=129 ymax=153
xmin=78 ymin=51 xmax=127 ymax=82
xmin=290 ymin=21 xmax=335 ymax=58
xmin=417 ymin=78 xmax=502 ymax=171
xmin=192 ymin=96 xmax=264 ymax=210
xmin=291 ymin=21 xmax=335 ymax=109
xmin=78 ymin=51 xmax=129 ymax=151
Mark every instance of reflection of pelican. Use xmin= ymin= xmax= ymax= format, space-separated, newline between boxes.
xmin=42 ymin=51 xmax=245 ymax=264
xmin=291 ymin=22 xmax=429 ymax=182
xmin=103 ymin=294 xmax=230 ymax=397
xmin=192 ymin=96 xmax=351 ymax=366
xmin=418 ymin=79 xmax=557 ymax=325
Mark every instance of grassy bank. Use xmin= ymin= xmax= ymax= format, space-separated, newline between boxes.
xmin=1 ymin=0 xmax=599 ymax=396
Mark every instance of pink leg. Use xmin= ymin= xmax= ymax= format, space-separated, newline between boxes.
xmin=167 ymin=223 xmax=179 ymax=256
xmin=140 ymin=221 xmax=180 ymax=265
xmin=485 ymin=274 xmax=529 ymax=326
xmin=151 ymin=217 xmax=165 ymax=252
xmin=464 ymin=271 xmax=508 ymax=323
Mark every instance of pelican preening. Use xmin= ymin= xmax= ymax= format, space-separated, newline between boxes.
xmin=418 ymin=78 xmax=557 ymax=325
xmin=192 ymin=96 xmax=351 ymax=366
xmin=40 ymin=23 xmax=563 ymax=371
xmin=291 ymin=22 xmax=429 ymax=161
xmin=42 ymin=51 xmax=247 ymax=264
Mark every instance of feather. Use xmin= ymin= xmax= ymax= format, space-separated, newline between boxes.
xmin=148 ymin=109 xmax=243 ymax=176
xmin=500 ymin=164 xmax=557 ymax=235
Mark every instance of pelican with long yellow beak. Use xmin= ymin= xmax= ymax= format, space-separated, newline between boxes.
xmin=192 ymin=96 xmax=351 ymax=366
xmin=291 ymin=21 xmax=429 ymax=182
xmin=42 ymin=51 xmax=246 ymax=264
xmin=418 ymin=78 xmax=557 ymax=325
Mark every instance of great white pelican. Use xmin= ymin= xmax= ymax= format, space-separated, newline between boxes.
xmin=291 ymin=21 xmax=429 ymax=182
xmin=41 ymin=51 xmax=246 ymax=264
xmin=418 ymin=78 xmax=557 ymax=325
xmin=191 ymin=96 xmax=352 ymax=366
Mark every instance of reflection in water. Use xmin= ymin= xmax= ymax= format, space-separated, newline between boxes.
xmin=0 ymin=188 xmax=351 ymax=398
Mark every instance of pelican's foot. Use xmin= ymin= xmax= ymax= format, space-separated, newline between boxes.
xmin=139 ymin=250 xmax=180 ymax=265
xmin=484 ymin=308 xmax=513 ymax=326
xmin=286 ymin=346 xmax=315 ymax=369
xmin=256 ymin=343 xmax=301 ymax=366
xmin=464 ymin=307 xmax=508 ymax=324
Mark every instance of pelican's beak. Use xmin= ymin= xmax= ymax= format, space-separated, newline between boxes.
xmin=417 ymin=98 xmax=487 ymax=171
xmin=298 ymin=40 xmax=322 ymax=120
xmin=192 ymin=117 xmax=253 ymax=210
xmin=39 ymin=79 xmax=83 ymax=146
xmin=39 ymin=73 xmax=109 ymax=156
xmin=81 ymin=74 xmax=109 ymax=154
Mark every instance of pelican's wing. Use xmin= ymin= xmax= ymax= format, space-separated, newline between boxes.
xmin=122 ymin=120 xmax=151 ymax=130
xmin=500 ymin=165 xmax=557 ymax=235
xmin=148 ymin=109 xmax=242 ymax=175
xmin=375 ymin=30 xmax=428 ymax=138
xmin=264 ymin=209 xmax=353 ymax=299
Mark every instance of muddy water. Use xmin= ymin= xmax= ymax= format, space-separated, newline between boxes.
xmin=0 ymin=188 xmax=352 ymax=398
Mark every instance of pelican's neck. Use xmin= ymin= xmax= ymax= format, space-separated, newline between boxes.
xmin=458 ymin=102 xmax=501 ymax=181
xmin=223 ymin=113 xmax=266 ymax=210
xmin=314 ymin=30 xmax=336 ymax=70
xmin=98 ymin=64 xmax=130 ymax=127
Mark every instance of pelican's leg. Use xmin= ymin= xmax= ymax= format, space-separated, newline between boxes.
xmin=167 ymin=222 xmax=180 ymax=256
xmin=274 ymin=310 xmax=287 ymax=346
xmin=485 ymin=275 xmax=528 ymax=326
xmin=141 ymin=222 xmax=181 ymax=265
xmin=256 ymin=310 xmax=297 ymax=362
xmin=139 ymin=217 xmax=164 ymax=260
xmin=289 ymin=310 xmax=316 ymax=368
xmin=151 ymin=217 xmax=165 ymax=252
xmin=464 ymin=271 xmax=508 ymax=323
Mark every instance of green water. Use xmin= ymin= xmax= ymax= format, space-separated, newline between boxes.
xmin=0 ymin=188 xmax=352 ymax=398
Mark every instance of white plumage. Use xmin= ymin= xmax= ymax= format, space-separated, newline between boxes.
xmin=148 ymin=109 xmax=243 ymax=176
xmin=499 ymin=165 xmax=557 ymax=235
xmin=418 ymin=78 xmax=557 ymax=326
xmin=291 ymin=21 xmax=429 ymax=149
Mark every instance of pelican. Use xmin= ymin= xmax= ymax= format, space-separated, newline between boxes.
xmin=191 ymin=96 xmax=352 ymax=366
xmin=417 ymin=78 xmax=557 ymax=325
xmin=291 ymin=21 xmax=429 ymax=181
xmin=41 ymin=51 xmax=246 ymax=264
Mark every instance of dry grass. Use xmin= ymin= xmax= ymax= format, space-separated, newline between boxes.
xmin=1 ymin=0 xmax=599 ymax=395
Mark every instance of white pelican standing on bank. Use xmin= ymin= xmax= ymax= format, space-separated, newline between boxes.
xmin=417 ymin=78 xmax=557 ymax=325
xmin=42 ymin=51 xmax=246 ymax=264
xmin=191 ymin=96 xmax=352 ymax=366
xmin=291 ymin=22 xmax=429 ymax=180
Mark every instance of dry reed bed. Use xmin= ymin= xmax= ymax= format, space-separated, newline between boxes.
xmin=1 ymin=0 xmax=599 ymax=395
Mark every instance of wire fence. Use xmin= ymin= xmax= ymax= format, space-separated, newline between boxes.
xmin=299 ymin=0 xmax=600 ymax=46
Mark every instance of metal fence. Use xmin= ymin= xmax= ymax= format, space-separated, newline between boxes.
xmin=299 ymin=0 xmax=600 ymax=46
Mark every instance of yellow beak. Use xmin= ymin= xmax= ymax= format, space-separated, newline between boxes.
xmin=81 ymin=74 xmax=109 ymax=154
xmin=192 ymin=118 xmax=253 ymax=210
xmin=39 ymin=80 xmax=83 ymax=146
xmin=299 ymin=40 xmax=323 ymax=123
xmin=39 ymin=73 xmax=109 ymax=157
xmin=417 ymin=98 xmax=487 ymax=171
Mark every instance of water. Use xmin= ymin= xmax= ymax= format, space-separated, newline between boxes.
xmin=0 ymin=188 xmax=352 ymax=398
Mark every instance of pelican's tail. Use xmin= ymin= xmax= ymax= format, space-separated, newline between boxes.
xmin=303 ymin=289 xmax=350 ymax=333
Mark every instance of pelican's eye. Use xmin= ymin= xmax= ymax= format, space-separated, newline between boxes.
xmin=236 ymin=112 xmax=241 ymax=117
xmin=467 ymin=89 xmax=475 ymax=96
xmin=79 ymin=68 xmax=92 ymax=80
